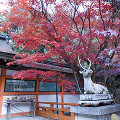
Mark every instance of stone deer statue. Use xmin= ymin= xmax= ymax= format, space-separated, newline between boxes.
xmin=78 ymin=57 xmax=109 ymax=94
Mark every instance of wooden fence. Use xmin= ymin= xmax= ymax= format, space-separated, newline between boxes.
xmin=36 ymin=102 xmax=79 ymax=120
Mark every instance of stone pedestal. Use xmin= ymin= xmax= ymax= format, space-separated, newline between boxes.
xmin=78 ymin=94 xmax=114 ymax=106
xmin=70 ymin=104 xmax=120 ymax=120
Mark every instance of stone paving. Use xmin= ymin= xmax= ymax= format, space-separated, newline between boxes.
xmin=0 ymin=115 xmax=54 ymax=120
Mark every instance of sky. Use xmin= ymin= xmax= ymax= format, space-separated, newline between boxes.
xmin=0 ymin=0 xmax=8 ymax=11
xmin=0 ymin=0 xmax=85 ymax=12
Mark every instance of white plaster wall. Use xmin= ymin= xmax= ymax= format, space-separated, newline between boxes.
xmin=63 ymin=94 xmax=80 ymax=108
xmin=64 ymin=94 xmax=80 ymax=103
xmin=38 ymin=94 xmax=61 ymax=108
xmin=2 ymin=95 xmax=36 ymax=115
xmin=2 ymin=94 xmax=79 ymax=114
xmin=38 ymin=94 xmax=79 ymax=109
xmin=6 ymin=70 xmax=19 ymax=76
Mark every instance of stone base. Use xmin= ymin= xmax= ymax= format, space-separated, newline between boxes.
xmin=80 ymin=94 xmax=113 ymax=101
xmin=70 ymin=104 xmax=120 ymax=120
xmin=78 ymin=99 xmax=114 ymax=106
xmin=79 ymin=94 xmax=114 ymax=106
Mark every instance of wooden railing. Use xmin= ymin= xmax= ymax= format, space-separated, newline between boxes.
xmin=36 ymin=102 xmax=79 ymax=120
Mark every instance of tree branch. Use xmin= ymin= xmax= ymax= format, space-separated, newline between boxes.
xmin=99 ymin=0 xmax=105 ymax=31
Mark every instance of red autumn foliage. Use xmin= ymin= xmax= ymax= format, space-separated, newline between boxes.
xmin=1 ymin=0 xmax=120 ymax=93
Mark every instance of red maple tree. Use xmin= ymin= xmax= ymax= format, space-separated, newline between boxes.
xmin=1 ymin=0 xmax=120 ymax=93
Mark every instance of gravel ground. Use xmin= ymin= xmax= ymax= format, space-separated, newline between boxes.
xmin=0 ymin=115 xmax=54 ymax=120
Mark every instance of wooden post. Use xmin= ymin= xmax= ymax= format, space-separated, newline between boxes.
xmin=30 ymin=101 xmax=35 ymax=117
xmin=42 ymin=108 xmax=46 ymax=116
xmin=0 ymin=69 xmax=6 ymax=115
xmin=1 ymin=69 xmax=6 ymax=76
xmin=59 ymin=110 xmax=64 ymax=120
xmin=61 ymin=85 xmax=64 ymax=109
xmin=71 ymin=112 xmax=75 ymax=119
xmin=6 ymin=103 xmax=11 ymax=120
xmin=56 ymin=76 xmax=58 ymax=114
xmin=50 ymin=104 xmax=54 ymax=118
xmin=36 ymin=77 xmax=39 ymax=115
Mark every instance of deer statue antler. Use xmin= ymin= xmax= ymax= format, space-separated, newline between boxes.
xmin=78 ymin=56 xmax=86 ymax=70
xmin=87 ymin=58 xmax=91 ymax=69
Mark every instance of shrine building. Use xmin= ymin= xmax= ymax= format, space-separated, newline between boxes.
xmin=0 ymin=34 xmax=80 ymax=120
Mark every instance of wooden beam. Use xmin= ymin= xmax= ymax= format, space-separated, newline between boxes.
xmin=0 ymin=52 xmax=15 ymax=61
xmin=0 ymin=76 xmax=6 ymax=115
xmin=1 ymin=69 xmax=6 ymax=76
xmin=0 ymin=69 xmax=6 ymax=115
xmin=3 ymin=92 xmax=37 ymax=95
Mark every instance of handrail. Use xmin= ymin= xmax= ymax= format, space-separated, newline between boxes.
xmin=36 ymin=101 xmax=78 ymax=120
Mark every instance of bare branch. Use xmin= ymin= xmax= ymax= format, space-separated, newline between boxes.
xmin=99 ymin=0 xmax=105 ymax=30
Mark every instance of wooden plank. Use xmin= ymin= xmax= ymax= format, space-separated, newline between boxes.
xmin=52 ymin=108 xmax=70 ymax=112
xmin=37 ymin=106 xmax=50 ymax=109
xmin=5 ymin=76 xmax=38 ymax=80
xmin=4 ymin=92 xmax=37 ymax=95
xmin=37 ymin=107 xmax=70 ymax=112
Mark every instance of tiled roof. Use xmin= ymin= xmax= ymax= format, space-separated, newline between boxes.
xmin=0 ymin=34 xmax=73 ymax=73
xmin=0 ymin=39 xmax=16 ymax=54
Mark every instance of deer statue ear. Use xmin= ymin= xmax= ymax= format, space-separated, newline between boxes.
xmin=79 ymin=71 xmax=83 ymax=74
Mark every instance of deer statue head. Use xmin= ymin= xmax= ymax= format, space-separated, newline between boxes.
xmin=78 ymin=56 xmax=93 ymax=77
